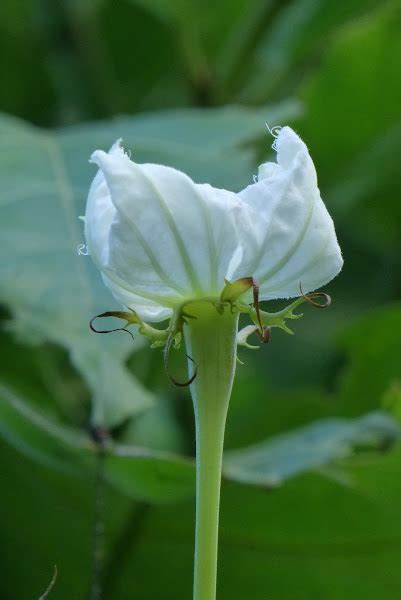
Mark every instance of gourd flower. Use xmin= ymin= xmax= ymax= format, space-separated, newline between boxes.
xmin=84 ymin=125 xmax=342 ymax=600
xmin=85 ymin=126 xmax=341 ymax=324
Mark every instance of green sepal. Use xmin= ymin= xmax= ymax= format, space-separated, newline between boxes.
xmin=220 ymin=277 xmax=254 ymax=304
xmin=138 ymin=322 xmax=169 ymax=345
xmin=237 ymin=325 xmax=260 ymax=349
xmin=89 ymin=309 xmax=143 ymax=339
xmin=248 ymin=297 xmax=306 ymax=334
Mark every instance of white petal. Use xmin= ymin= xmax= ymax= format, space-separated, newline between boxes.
xmin=84 ymin=142 xmax=121 ymax=268
xmin=85 ymin=142 xmax=176 ymax=319
xmin=91 ymin=143 xmax=241 ymax=302
xmin=232 ymin=127 xmax=343 ymax=298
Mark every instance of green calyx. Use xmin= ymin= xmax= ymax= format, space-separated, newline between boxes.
xmin=247 ymin=296 xmax=306 ymax=334
xmin=219 ymin=277 xmax=254 ymax=304
xmin=89 ymin=279 xmax=331 ymax=359
xmin=236 ymin=289 xmax=331 ymax=349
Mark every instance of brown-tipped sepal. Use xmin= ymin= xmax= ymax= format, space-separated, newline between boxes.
xmin=220 ymin=277 xmax=254 ymax=304
xmin=89 ymin=310 xmax=142 ymax=339
xmin=89 ymin=310 xmax=170 ymax=346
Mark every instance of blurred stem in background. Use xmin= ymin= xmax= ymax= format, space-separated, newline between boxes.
xmin=90 ymin=428 xmax=108 ymax=600
xmin=62 ymin=1 xmax=123 ymax=118
xmin=172 ymin=8 xmax=213 ymax=106
xmin=216 ymin=0 xmax=291 ymax=102
xmin=184 ymin=304 xmax=239 ymax=600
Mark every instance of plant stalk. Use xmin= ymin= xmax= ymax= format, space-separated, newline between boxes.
xmin=184 ymin=303 xmax=239 ymax=600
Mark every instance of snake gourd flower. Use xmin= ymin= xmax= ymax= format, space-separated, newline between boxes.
xmin=84 ymin=125 xmax=343 ymax=600
xmin=85 ymin=126 xmax=342 ymax=325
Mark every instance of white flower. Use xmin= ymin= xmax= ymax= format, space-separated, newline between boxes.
xmin=85 ymin=127 xmax=343 ymax=322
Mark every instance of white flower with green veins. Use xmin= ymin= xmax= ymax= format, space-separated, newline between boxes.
xmin=84 ymin=126 xmax=342 ymax=331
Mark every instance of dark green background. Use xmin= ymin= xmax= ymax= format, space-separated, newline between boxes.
xmin=1 ymin=1 xmax=401 ymax=598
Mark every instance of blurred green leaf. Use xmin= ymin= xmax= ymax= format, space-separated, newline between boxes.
xmin=223 ymin=412 xmax=400 ymax=487
xmin=0 ymin=0 xmax=56 ymax=124
xmin=0 ymin=382 xmax=89 ymax=475
xmin=336 ymin=304 xmax=401 ymax=416
xmin=0 ymin=437 xmax=134 ymax=600
xmin=97 ymin=0 xmax=183 ymax=114
xmin=0 ymin=114 xmax=153 ymax=427
xmin=0 ymin=381 xmax=195 ymax=503
xmin=105 ymin=445 xmax=195 ymax=503
xmin=2 ymin=378 xmax=397 ymax=504
xmin=327 ymin=123 xmax=401 ymax=253
xmin=108 ymin=444 xmax=401 ymax=600
xmin=301 ymin=1 xmax=401 ymax=177
xmin=238 ymin=0 xmax=380 ymax=103
xmin=120 ymin=399 xmax=187 ymax=454
xmin=64 ymin=0 xmax=106 ymax=17
xmin=382 ymin=381 xmax=401 ymax=423
xmin=4 ymin=434 xmax=401 ymax=600
xmin=60 ymin=101 xmax=299 ymax=190
xmin=128 ymin=0 xmax=262 ymax=65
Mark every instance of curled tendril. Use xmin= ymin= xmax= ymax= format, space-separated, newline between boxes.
xmin=89 ymin=312 xmax=135 ymax=341
xmin=77 ymin=243 xmax=89 ymax=256
xmin=266 ymin=124 xmax=282 ymax=138
xmin=299 ymin=283 xmax=331 ymax=309
xmin=266 ymin=124 xmax=282 ymax=151
xmin=164 ymin=334 xmax=197 ymax=387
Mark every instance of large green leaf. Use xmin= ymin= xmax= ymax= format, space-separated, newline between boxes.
xmin=3 ymin=432 xmax=401 ymax=600
xmin=223 ymin=412 xmax=400 ymax=486
xmin=3 ymin=433 xmax=401 ymax=600
xmin=0 ymin=381 xmax=195 ymax=503
xmin=0 ymin=115 xmax=153 ymax=427
xmin=105 ymin=446 xmax=195 ymax=504
xmin=0 ymin=383 xmax=89 ymax=476
xmin=58 ymin=101 xmax=300 ymax=190
xmin=103 ymin=445 xmax=401 ymax=600
xmin=0 ymin=102 xmax=298 ymax=427
xmin=1 ymin=379 xmax=398 ymax=504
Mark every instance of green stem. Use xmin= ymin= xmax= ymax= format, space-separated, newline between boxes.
xmin=184 ymin=303 xmax=239 ymax=600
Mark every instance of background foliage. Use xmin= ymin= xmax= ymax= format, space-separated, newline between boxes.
xmin=1 ymin=1 xmax=401 ymax=598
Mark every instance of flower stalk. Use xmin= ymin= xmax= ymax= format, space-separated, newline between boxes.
xmin=184 ymin=302 xmax=239 ymax=600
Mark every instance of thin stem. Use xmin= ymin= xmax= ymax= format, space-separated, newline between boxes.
xmin=216 ymin=0 xmax=291 ymax=101
xmin=103 ymin=503 xmax=150 ymax=598
xmin=184 ymin=303 xmax=239 ymax=600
